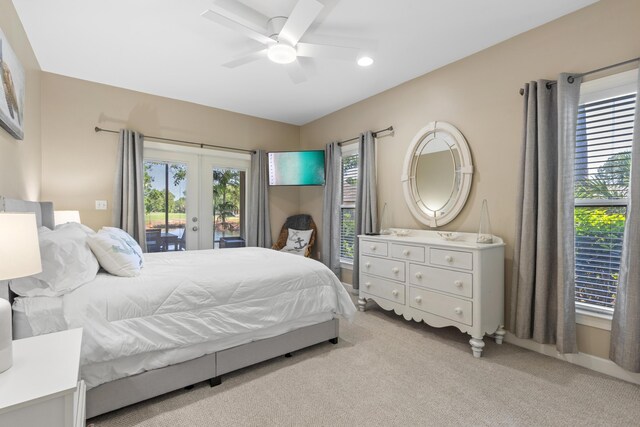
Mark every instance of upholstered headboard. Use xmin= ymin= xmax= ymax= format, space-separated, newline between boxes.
xmin=0 ymin=196 xmax=55 ymax=229
xmin=0 ymin=196 xmax=54 ymax=301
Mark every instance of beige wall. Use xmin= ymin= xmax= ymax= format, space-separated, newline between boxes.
xmin=300 ymin=0 xmax=640 ymax=359
xmin=0 ymin=0 xmax=41 ymax=200
xmin=40 ymin=73 xmax=300 ymax=238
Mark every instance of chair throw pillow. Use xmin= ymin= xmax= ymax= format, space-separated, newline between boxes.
xmin=88 ymin=227 xmax=144 ymax=277
xmin=280 ymin=228 xmax=313 ymax=256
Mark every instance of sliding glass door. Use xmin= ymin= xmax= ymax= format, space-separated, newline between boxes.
xmin=144 ymin=142 xmax=250 ymax=251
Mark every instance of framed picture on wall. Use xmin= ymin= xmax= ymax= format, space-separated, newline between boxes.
xmin=0 ymin=27 xmax=25 ymax=140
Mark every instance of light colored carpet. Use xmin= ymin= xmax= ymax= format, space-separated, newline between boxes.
xmin=90 ymin=302 xmax=640 ymax=427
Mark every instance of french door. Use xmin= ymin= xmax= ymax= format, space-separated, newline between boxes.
xmin=144 ymin=142 xmax=250 ymax=251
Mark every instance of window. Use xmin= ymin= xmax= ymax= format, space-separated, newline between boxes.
xmin=574 ymin=70 xmax=637 ymax=315
xmin=340 ymin=146 xmax=359 ymax=263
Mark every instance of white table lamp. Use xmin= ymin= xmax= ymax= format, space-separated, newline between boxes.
xmin=54 ymin=210 xmax=81 ymax=226
xmin=0 ymin=213 xmax=42 ymax=373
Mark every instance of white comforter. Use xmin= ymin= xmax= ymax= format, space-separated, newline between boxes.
xmin=20 ymin=248 xmax=355 ymax=372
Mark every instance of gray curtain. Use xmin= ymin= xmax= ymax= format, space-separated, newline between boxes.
xmin=113 ymin=129 xmax=146 ymax=252
xmin=322 ymin=142 xmax=341 ymax=276
xmin=610 ymin=72 xmax=640 ymax=372
xmin=247 ymin=149 xmax=271 ymax=248
xmin=510 ymin=74 xmax=581 ymax=354
xmin=556 ymin=73 xmax=582 ymax=353
xmin=353 ymin=131 xmax=377 ymax=291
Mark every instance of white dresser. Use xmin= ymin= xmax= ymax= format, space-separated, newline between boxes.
xmin=358 ymin=231 xmax=505 ymax=357
xmin=0 ymin=328 xmax=86 ymax=427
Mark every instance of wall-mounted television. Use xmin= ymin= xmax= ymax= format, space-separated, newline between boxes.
xmin=268 ymin=150 xmax=325 ymax=186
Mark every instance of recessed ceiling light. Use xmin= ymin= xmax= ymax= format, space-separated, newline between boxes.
xmin=357 ymin=56 xmax=374 ymax=67
xmin=267 ymin=43 xmax=297 ymax=64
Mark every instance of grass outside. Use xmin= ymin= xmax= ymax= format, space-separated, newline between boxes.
xmin=145 ymin=212 xmax=186 ymax=228
xmin=145 ymin=212 xmax=240 ymax=229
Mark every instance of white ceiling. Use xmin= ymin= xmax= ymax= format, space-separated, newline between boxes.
xmin=13 ymin=0 xmax=597 ymax=125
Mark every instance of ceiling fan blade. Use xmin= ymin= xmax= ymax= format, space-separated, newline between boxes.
xmin=210 ymin=0 xmax=268 ymax=32
xmin=222 ymin=49 xmax=267 ymax=68
xmin=279 ymin=0 xmax=323 ymax=46
xmin=201 ymin=10 xmax=273 ymax=45
xmin=284 ymin=61 xmax=307 ymax=84
xmin=296 ymin=43 xmax=360 ymax=61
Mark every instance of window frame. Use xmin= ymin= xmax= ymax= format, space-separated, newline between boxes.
xmin=339 ymin=143 xmax=359 ymax=268
xmin=573 ymin=69 xmax=638 ymax=323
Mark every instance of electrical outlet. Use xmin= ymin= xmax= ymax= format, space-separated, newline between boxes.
xmin=95 ymin=200 xmax=108 ymax=210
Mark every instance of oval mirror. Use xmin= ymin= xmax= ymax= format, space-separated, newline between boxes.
xmin=401 ymin=121 xmax=473 ymax=227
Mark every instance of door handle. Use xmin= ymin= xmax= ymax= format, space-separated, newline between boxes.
xmin=192 ymin=226 xmax=199 ymax=232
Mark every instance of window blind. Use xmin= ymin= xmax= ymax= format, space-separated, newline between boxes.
xmin=574 ymin=92 xmax=636 ymax=310
xmin=340 ymin=153 xmax=358 ymax=261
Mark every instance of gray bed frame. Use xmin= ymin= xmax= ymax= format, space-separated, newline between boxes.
xmin=0 ymin=197 xmax=340 ymax=419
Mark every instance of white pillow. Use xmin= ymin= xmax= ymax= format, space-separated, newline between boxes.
xmin=280 ymin=228 xmax=313 ymax=256
xmin=88 ymin=228 xmax=144 ymax=277
xmin=11 ymin=223 xmax=100 ymax=297
xmin=101 ymin=227 xmax=144 ymax=266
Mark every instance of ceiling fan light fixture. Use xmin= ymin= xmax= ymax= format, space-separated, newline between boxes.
xmin=268 ymin=43 xmax=297 ymax=64
xmin=357 ymin=56 xmax=374 ymax=67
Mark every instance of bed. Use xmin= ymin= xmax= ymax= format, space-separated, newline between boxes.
xmin=0 ymin=196 xmax=356 ymax=419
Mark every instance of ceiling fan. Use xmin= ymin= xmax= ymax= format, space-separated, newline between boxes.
xmin=201 ymin=0 xmax=365 ymax=83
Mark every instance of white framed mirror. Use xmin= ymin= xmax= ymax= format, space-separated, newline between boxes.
xmin=401 ymin=121 xmax=473 ymax=227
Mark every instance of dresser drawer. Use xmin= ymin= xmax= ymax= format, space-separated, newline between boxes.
xmin=361 ymin=255 xmax=405 ymax=281
xmin=409 ymin=287 xmax=473 ymax=325
xmin=430 ymin=248 xmax=473 ymax=270
xmin=390 ymin=243 xmax=425 ymax=263
xmin=360 ymin=239 xmax=388 ymax=256
xmin=360 ymin=274 xmax=405 ymax=304
xmin=409 ymin=264 xmax=472 ymax=298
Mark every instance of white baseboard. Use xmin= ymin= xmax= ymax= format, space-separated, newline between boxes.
xmin=504 ymin=332 xmax=640 ymax=385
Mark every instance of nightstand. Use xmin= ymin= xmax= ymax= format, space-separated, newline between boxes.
xmin=0 ymin=328 xmax=85 ymax=427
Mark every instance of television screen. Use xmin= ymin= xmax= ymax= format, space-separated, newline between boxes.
xmin=268 ymin=151 xmax=325 ymax=186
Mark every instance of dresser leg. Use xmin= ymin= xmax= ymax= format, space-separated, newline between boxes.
xmin=494 ymin=325 xmax=506 ymax=344
xmin=357 ymin=297 xmax=367 ymax=312
xmin=469 ymin=336 xmax=485 ymax=358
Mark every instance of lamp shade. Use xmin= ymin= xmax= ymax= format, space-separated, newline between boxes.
xmin=0 ymin=213 xmax=42 ymax=280
xmin=54 ymin=210 xmax=81 ymax=226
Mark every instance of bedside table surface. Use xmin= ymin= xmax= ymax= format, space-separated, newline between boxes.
xmin=0 ymin=328 xmax=83 ymax=413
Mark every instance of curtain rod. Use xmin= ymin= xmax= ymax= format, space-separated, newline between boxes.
xmin=94 ymin=126 xmax=256 ymax=154
xmin=337 ymin=126 xmax=394 ymax=146
xmin=518 ymin=56 xmax=640 ymax=95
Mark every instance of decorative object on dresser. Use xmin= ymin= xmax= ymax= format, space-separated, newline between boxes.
xmin=0 ymin=329 xmax=85 ymax=427
xmin=476 ymin=199 xmax=493 ymax=244
xmin=357 ymin=230 xmax=505 ymax=357
xmin=0 ymin=212 xmax=42 ymax=373
xmin=401 ymin=121 xmax=473 ymax=227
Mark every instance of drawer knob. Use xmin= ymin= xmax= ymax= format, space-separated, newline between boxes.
xmin=414 ymin=296 xmax=422 ymax=303
xmin=371 ymin=245 xmax=377 ymax=251
xmin=454 ymin=307 xmax=462 ymax=315
xmin=415 ymin=272 xmax=423 ymax=279
xmin=365 ymin=262 xmax=371 ymax=268
xmin=445 ymin=255 xmax=453 ymax=263
xmin=364 ymin=282 xmax=371 ymax=288
xmin=392 ymin=267 xmax=399 ymax=274
xmin=454 ymin=280 xmax=463 ymax=288
xmin=392 ymin=289 xmax=399 ymax=297
xmin=402 ymin=249 xmax=410 ymax=256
